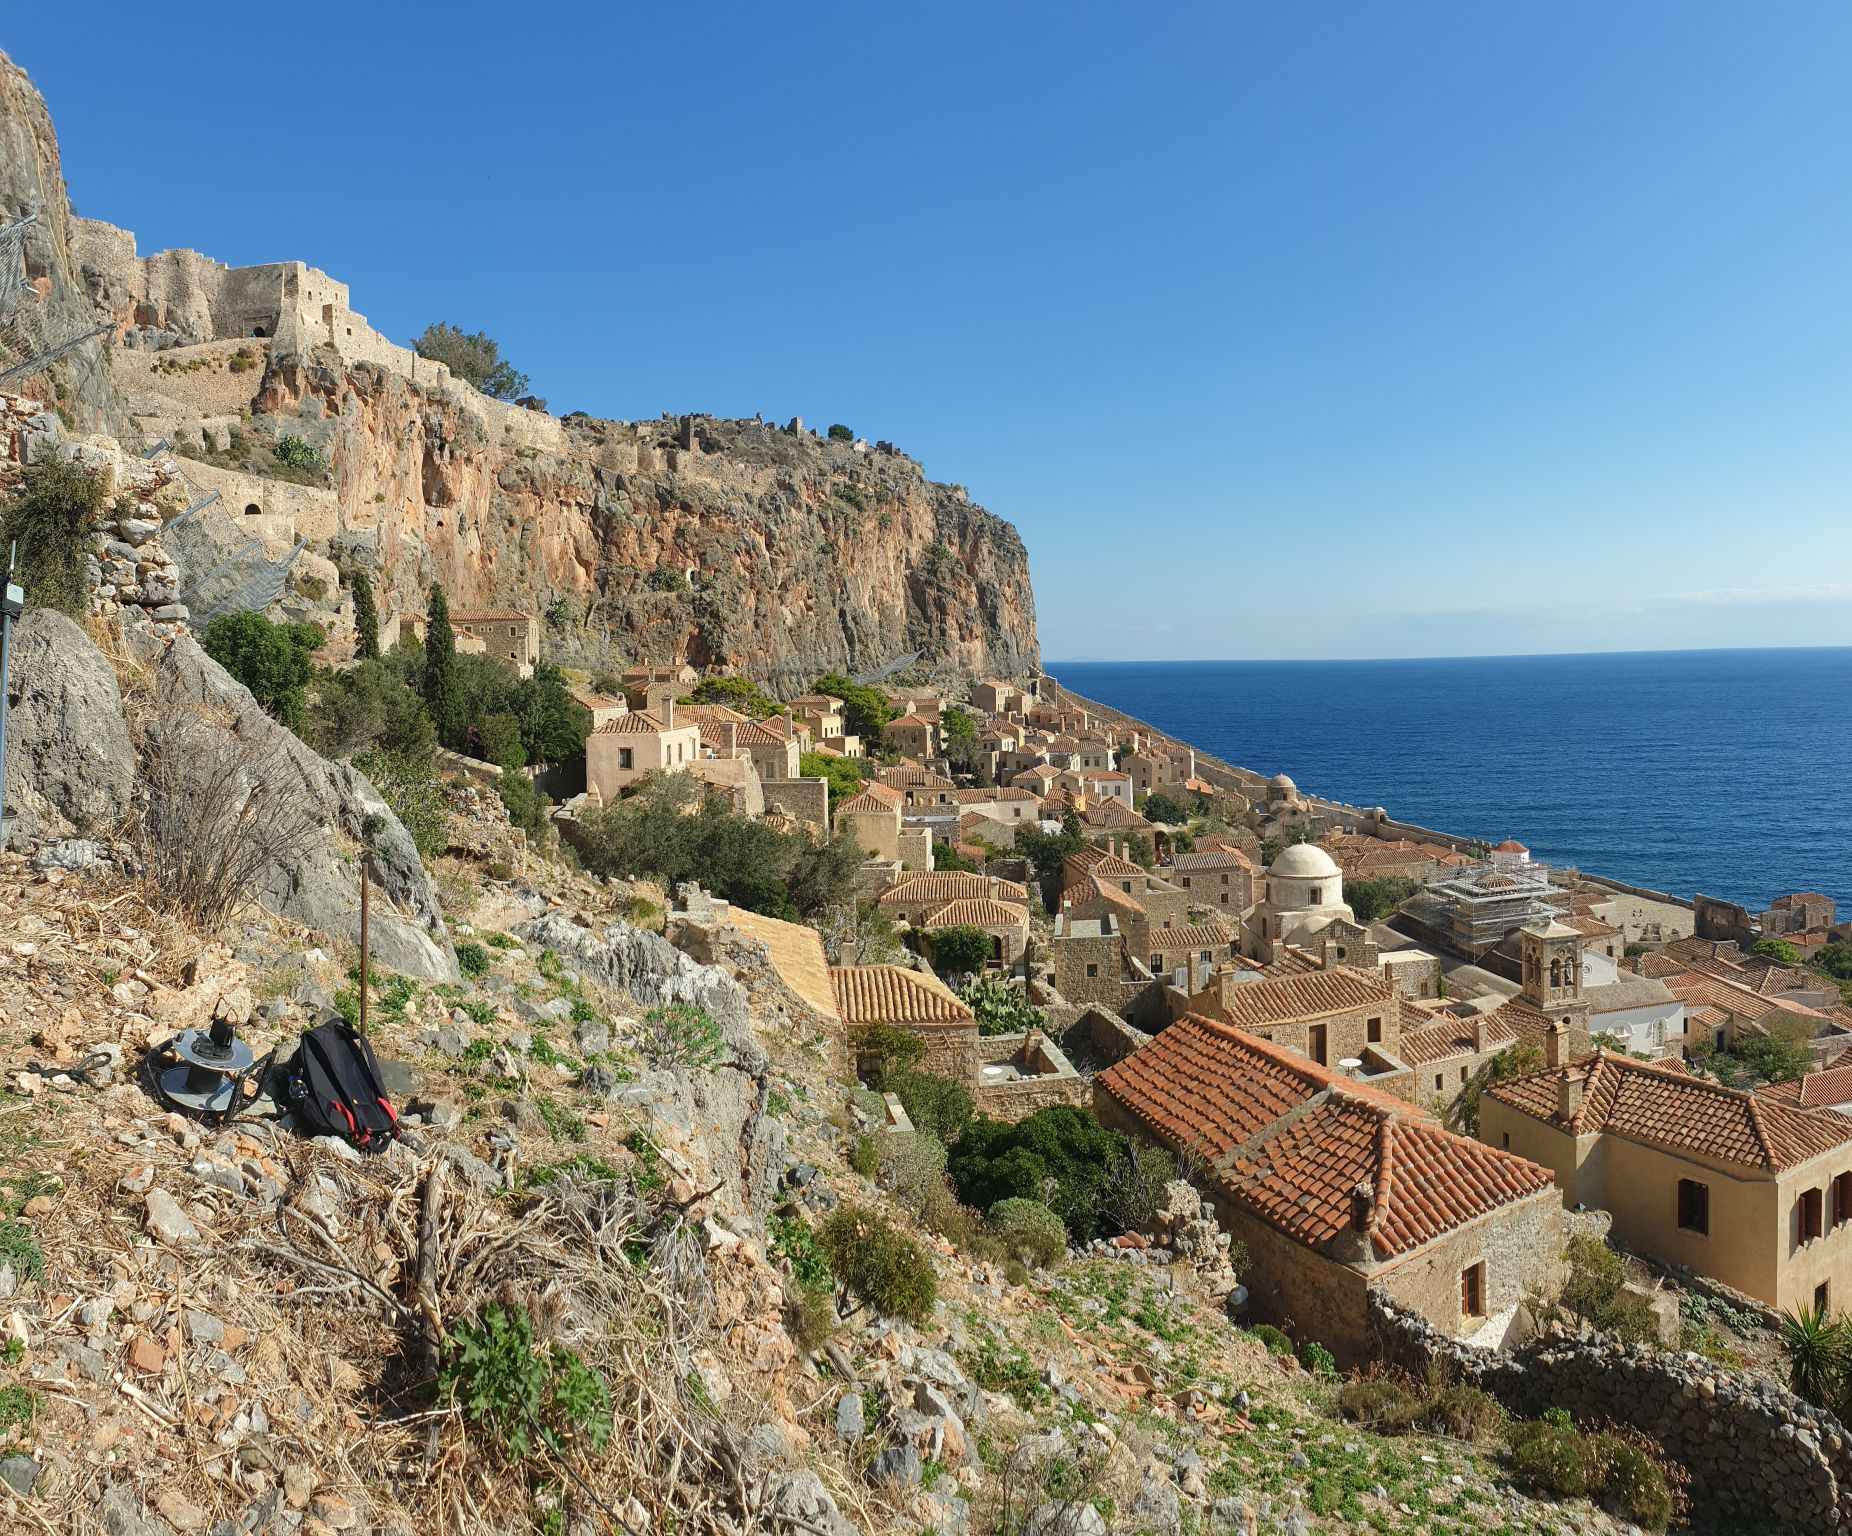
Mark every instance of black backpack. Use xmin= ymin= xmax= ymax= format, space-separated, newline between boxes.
xmin=286 ymin=1016 xmax=400 ymax=1151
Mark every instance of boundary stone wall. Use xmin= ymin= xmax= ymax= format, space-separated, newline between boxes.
xmin=1366 ymin=1291 xmax=1852 ymax=1534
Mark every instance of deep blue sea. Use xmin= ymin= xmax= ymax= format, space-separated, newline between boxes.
xmin=1047 ymin=651 xmax=1852 ymax=912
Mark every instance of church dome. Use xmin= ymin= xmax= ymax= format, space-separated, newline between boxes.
xmin=1268 ymin=773 xmax=1296 ymax=792
xmin=1269 ymin=842 xmax=1339 ymax=880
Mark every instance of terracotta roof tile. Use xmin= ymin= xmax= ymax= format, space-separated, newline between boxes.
xmin=1487 ymin=1051 xmax=1852 ymax=1172
xmin=1147 ymin=922 xmax=1236 ymax=953
xmin=593 ymin=710 xmax=682 ymax=734
xmin=829 ymin=965 xmax=972 ymax=1027
xmin=1756 ymin=1065 xmax=1852 ymax=1110
xmin=921 ymin=898 xmax=1029 ymax=929
xmin=451 ymin=608 xmax=537 ymax=624
xmin=1171 ymin=849 xmax=1252 ymax=872
xmin=879 ymin=871 xmax=1029 ymax=905
xmin=837 ymin=788 xmax=901 ymax=815
xmin=1398 ymin=1013 xmax=1519 ymax=1068
xmin=1211 ymin=967 xmax=1394 ymax=1031
xmin=1098 ymin=1016 xmax=1554 ymax=1259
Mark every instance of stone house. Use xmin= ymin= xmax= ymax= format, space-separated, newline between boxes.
xmin=1399 ymin=1008 xmax=1523 ymax=1115
xmin=399 ymin=611 xmax=487 ymax=657
xmin=835 ymin=782 xmax=906 ymax=863
xmin=955 ymin=786 xmax=1041 ymax=828
xmin=875 ymin=762 xmax=960 ymax=810
xmin=1482 ymin=1045 xmax=1852 ymax=1315
xmin=833 ymin=964 xmax=979 ymax=1084
xmin=1183 ymin=965 xmax=1414 ymax=1096
xmin=970 ymin=680 xmax=1021 ymax=716
xmin=832 ymin=963 xmax=1085 ymax=1122
xmin=584 ymin=703 xmax=703 ymax=801
xmin=1143 ymin=920 xmax=1240 ymax=994
xmin=1165 ymin=848 xmax=1254 ymax=918
xmin=570 ymin=688 xmax=629 ymax=730
xmin=451 ymin=609 xmax=540 ymax=677
xmin=1050 ymin=894 xmax=1161 ymax=1020
xmin=620 ymin=663 xmax=699 ymax=689
xmin=886 ymin=713 xmax=941 ymax=761
xmin=921 ymin=897 xmax=1031 ymax=970
xmin=876 ymin=870 xmax=1031 ymax=927
xmin=1096 ymin=1016 xmax=1563 ymax=1362
xmin=1079 ymin=769 xmax=1133 ymax=807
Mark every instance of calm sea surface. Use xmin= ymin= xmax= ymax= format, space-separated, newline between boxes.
xmin=1048 ymin=651 xmax=1852 ymax=911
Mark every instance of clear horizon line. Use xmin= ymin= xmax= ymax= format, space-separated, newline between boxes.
xmin=1042 ymin=641 xmax=1852 ymax=667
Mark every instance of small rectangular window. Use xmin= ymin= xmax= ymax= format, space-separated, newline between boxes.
xmin=1677 ymin=1179 xmax=1709 ymax=1235
xmin=1836 ymin=1173 xmax=1852 ymax=1226
xmin=1367 ymin=1017 xmax=1383 ymax=1044
xmin=1501 ymin=1132 xmax=1510 ymax=1149
xmin=1803 ymin=1188 xmax=1825 ymax=1242
xmin=1461 ymin=1261 xmax=1486 ymax=1319
xmin=1308 ymin=1024 xmax=1328 ymax=1066
xmin=1086 ymin=963 xmax=1099 ymax=978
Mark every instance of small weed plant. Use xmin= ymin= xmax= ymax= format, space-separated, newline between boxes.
xmin=637 ymin=1003 xmax=725 ymax=1069
xmin=441 ymin=1303 xmax=611 ymax=1459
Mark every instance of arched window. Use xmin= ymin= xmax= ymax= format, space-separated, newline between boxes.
xmin=244 ymin=503 xmax=261 ymax=516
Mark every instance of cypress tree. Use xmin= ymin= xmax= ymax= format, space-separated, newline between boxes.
xmin=423 ymin=583 xmax=463 ymax=748
xmin=351 ymin=568 xmax=380 ymax=660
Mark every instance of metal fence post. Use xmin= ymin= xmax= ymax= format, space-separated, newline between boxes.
xmin=0 ymin=544 xmax=23 ymax=849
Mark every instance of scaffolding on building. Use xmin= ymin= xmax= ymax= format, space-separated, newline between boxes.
xmin=1423 ymin=862 xmax=1569 ymax=956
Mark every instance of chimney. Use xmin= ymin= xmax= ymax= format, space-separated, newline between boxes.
xmin=723 ymin=722 xmax=737 ymax=755
xmin=1544 ymin=1018 xmax=1569 ymax=1069
xmin=1350 ymin=1182 xmax=1373 ymax=1233
xmin=1557 ymin=1068 xmax=1585 ymax=1123
xmin=663 ymin=697 xmax=674 ymax=728
xmin=1471 ymin=1015 xmax=1487 ymax=1053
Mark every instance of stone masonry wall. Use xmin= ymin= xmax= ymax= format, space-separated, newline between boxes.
xmin=1366 ymin=1292 xmax=1852 ymax=1534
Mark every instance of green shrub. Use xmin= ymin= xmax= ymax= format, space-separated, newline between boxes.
xmin=960 ymin=975 xmax=1045 ymax=1036
xmin=848 ymin=1135 xmax=881 ymax=1179
xmin=1557 ymin=1232 xmax=1661 ymax=1344
xmin=636 ymin=1003 xmax=725 ymax=1070
xmin=1589 ymin=1433 xmax=1673 ymax=1531
xmin=202 ymin=610 xmax=324 ymax=729
xmin=948 ymin=1104 xmax=1151 ymax=1243
xmin=274 ymin=434 xmax=327 ymax=473
xmin=788 ymin=1283 xmax=837 ymax=1352
xmin=887 ymin=1068 xmax=973 ymax=1145
xmin=1248 ymin=1324 xmax=1293 ymax=1358
xmin=441 ymin=1302 xmax=611 ymax=1459
xmin=1298 ymin=1340 xmax=1336 ymax=1376
xmin=769 ymin=1213 xmax=833 ymax=1293
xmin=987 ymin=1198 xmax=1067 ymax=1268
xmin=878 ymin=1130 xmax=949 ymax=1214
xmin=926 ymin=925 xmax=993 ymax=980
xmin=851 ymin=1021 xmax=924 ymax=1089
xmin=1334 ymin=1374 xmax=1418 ymax=1428
xmin=1431 ymin=1383 xmax=1506 ymax=1443
xmin=1503 ymin=1417 xmax=1597 ymax=1500
xmin=817 ymin=1205 xmax=937 ymax=1324
xmin=827 ymin=423 xmax=854 ymax=441
xmin=0 ymin=460 xmax=106 ymax=616
xmin=496 ymin=770 xmax=551 ymax=841
xmin=0 ymin=1221 xmax=45 ymax=1286
xmin=356 ymin=747 xmax=448 ymax=858
xmin=454 ymin=940 xmax=489 ymax=979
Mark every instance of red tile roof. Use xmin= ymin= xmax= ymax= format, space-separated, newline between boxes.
xmin=922 ymin=898 xmax=1029 ymax=930
xmin=1756 ymin=1064 xmax=1852 ymax=1110
xmin=1210 ymin=966 xmax=1395 ymax=1032
xmin=1487 ymin=1051 xmax=1852 ymax=1172
xmin=1098 ymin=1016 xmax=1554 ymax=1259
xmin=829 ymin=965 xmax=972 ymax=1027
xmin=879 ymin=871 xmax=1029 ymax=905
xmin=1398 ymin=1012 xmax=1520 ymax=1068
xmin=1147 ymin=922 xmax=1235 ymax=953
xmin=837 ymin=787 xmax=901 ymax=815
xmin=593 ymin=710 xmax=686 ymax=734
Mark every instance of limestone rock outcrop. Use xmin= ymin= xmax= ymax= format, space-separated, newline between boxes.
xmin=516 ymin=913 xmax=783 ymax=1219
xmin=0 ymin=608 xmax=136 ymax=849
xmin=130 ymin=629 xmax=459 ymax=982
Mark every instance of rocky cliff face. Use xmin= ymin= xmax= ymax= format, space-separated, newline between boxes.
xmin=0 ymin=45 xmax=1040 ymax=687
xmin=261 ymin=359 xmax=1040 ymax=685
xmin=0 ymin=52 xmax=120 ymax=429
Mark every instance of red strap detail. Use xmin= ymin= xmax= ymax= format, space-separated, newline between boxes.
xmin=331 ymin=1099 xmax=357 ymax=1136
xmin=376 ymin=1096 xmax=398 ymax=1128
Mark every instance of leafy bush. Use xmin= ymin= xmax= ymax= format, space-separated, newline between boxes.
xmin=1141 ymin=792 xmax=1195 ymax=827
xmin=848 ymin=1135 xmax=881 ymax=1179
xmin=851 ymin=1021 xmax=924 ymax=1088
xmin=987 ymin=1198 xmax=1067 ymax=1268
xmin=960 ymin=975 xmax=1045 ymax=1036
xmin=1299 ymin=1340 xmax=1336 ymax=1376
xmin=1555 ymin=1233 xmax=1660 ymax=1344
xmin=817 ymin=1205 xmax=937 ymax=1324
xmin=577 ymin=771 xmax=860 ymax=919
xmin=1347 ymin=875 xmax=1417 ymax=922
xmin=687 ymin=675 xmax=780 ymax=717
xmin=827 ymin=423 xmax=854 ymax=441
xmin=201 ymin=610 xmax=324 ymax=728
xmin=926 ymin=925 xmax=993 ymax=980
xmin=636 ymin=1003 xmax=724 ymax=1070
xmin=355 ymin=747 xmax=448 ymax=858
xmin=414 ymin=322 xmax=530 ymax=400
xmin=645 ymin=567 xmax=688 ymax=593
xmin=1248 ymin=1323 xmax=1293 ymax=1357
xmin=441 ymin=1302 xmax=611 ymax=1459
xmin=455 ymin=940 xmax=490 ymax=979
xmin=878 ymin=1130 xmax=950 ymax=1214
xmin=497 ymin=770 xmax=552 ymax=842
xmin=810 ymin=673 xmax=895 ymax=750
xmin=887 ymin=1068 xmax=973 ymax=1146
xmin=1502 ymin=1416 xmax=1672 ymax=1531
xmin=949 ymin=1105 xmax=1158 ymax=1243
xmin=0 ymin=460 xmax=106 ymax=616
xmin=1754 ymin=938 xmax=1802 ymax=965
xmin=274 ymin=434 xmax=327 ymax=473
xmin=800 ymin=751 xmax=868 ymax=810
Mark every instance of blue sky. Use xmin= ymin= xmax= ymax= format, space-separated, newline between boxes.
xmin=10 ymin=4 xmax=1850 ymax=660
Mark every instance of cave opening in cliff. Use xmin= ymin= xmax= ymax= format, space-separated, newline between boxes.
xmin=244 ymin=503 xmax=261 ymax=516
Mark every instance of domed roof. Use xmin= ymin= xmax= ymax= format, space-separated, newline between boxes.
xmin=1268 ymin=773 xmax=1296 ymax=791
xmin=1269 ymin=842 xmax=1339 ymax=880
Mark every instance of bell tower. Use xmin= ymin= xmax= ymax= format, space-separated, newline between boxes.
xmin=1520 ymin=917 xmax=1591 ymax=1053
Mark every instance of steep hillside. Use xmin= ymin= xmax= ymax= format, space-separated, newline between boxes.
xmin=0 ymin=45 xmax=1039 ymax=685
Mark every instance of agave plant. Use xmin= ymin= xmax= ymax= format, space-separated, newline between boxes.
xmin=1781 ymin=1300 xmax=1849 ymax=1411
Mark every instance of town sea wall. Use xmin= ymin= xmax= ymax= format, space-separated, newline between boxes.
xmin=1366 ymin=1292 xmax=1852 ymax=1534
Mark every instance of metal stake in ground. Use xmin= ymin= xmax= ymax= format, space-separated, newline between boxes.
xmin=358 ymin=847 xmax=372 ymax=1035
xmin=0 ymin=542 xmax=23 ymax=849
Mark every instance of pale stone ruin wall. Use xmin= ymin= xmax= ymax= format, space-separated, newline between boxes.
xmin=1367 ymin=1291 xmax=1852 ymax=1535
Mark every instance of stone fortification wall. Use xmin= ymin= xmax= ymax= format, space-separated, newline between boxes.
xmin=1366 ymin=1292 xmax=1852 ymax=1534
